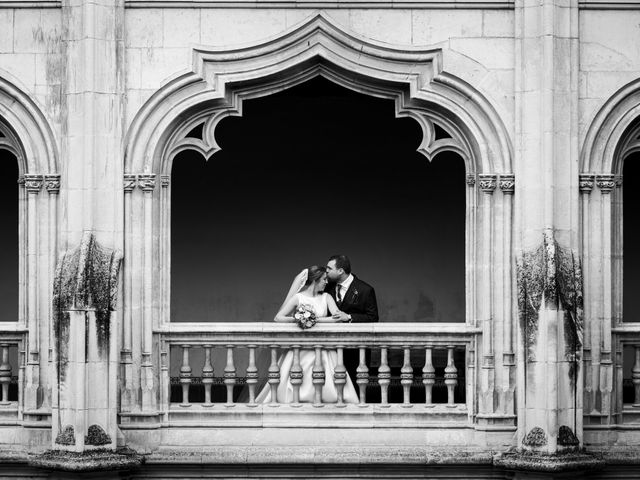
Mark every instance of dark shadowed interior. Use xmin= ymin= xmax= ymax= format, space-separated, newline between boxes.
xmin=624 ymin=153 xmax=640 ymax=323
xmin=170 ymin=77 xmax=466 ymax=323
xmin=0 ymin=149 xmax=18 ymax=322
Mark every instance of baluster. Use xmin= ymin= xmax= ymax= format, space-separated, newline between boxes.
xmin=401 ymin=347 xmax=413 ymax=407
xmin=0 ymin=344 xmax=10 ymax=404
xmin=202 ymin=345 xmax=214 ymax=407
xmin=356 ymin=346 xmax=369 ymax=406
xmin=268 ymin=345 xmax=280 ymax=406
xmin=633 ymin=346 xmax=640 ymax=407
xmin=179 ymin=345 xmax=192 ymax=407
xmin=246 ymin=345 xmax=258 ymax=406
xmin=223 ymin=345 xmax=237 ymax=406
xmin=334 ymin=347 xmax=347 ymax=407
xmin=378 ymin=347 xmax=391 ymax=407
xmin=422 ymin=346 xmax=435 ymax=406
xmin=445 ymin=346 xmax=458 ymax=406
xmin=290 ymin=346 xmax=303 ymax=406
xmin=312 ymin=345 xmax=325 ymax=407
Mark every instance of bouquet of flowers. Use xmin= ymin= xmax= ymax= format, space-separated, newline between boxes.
xmin=294 ymin=304 xmax=317 ymax=330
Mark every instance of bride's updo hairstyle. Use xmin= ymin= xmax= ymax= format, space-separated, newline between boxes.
xmin=303 ymin=265 xmax=327 ymax=287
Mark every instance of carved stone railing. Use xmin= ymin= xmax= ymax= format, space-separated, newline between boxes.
xmin=157 ymin=323 xmax=478 ymax=427
xmin=0 ymin=324 xmax=26 ymax=424
xmin=613 ymin=324 xmax=640 ymax=423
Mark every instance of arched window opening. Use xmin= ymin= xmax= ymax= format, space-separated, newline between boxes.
xmin=623 ymin=154 xmax=640 ymax=323
xmin=170 ymin=77 xmax=466 ymax=324
xmin=0 ymin=148 xmax=18 ymax=322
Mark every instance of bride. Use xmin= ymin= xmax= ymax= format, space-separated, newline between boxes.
xmin=255 ymin=266 xmax=359 ymax=404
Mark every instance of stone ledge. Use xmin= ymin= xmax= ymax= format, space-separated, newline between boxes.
xmin=493 ymin=450 xmax=605 ymax=472
xmin=146 ymin=447 xmax=494 ymax=465
xmin=27 ymin=447 xmax=143 ymax=473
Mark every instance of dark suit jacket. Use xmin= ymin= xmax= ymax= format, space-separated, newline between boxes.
xmin=326 ymin=275 xmax=379 ymax=323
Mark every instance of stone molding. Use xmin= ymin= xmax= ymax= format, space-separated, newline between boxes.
xmin=161 ymin=175 xmax=170 ymax=188
xmin=125 ymin=0 xmax=514 ymax=8
xmin=499 ymin=174 xmax=515 ymax=194
xmin=123 ymin=174 xmax=137 ymax=192
xmin=579 ymin=174 xmax=595 ymax=193
xmin=124 ymin=13 xmax=512 ymax=177
xmin=466 ymin=174 xmax=476 ymax=186
xmin=44 ymin=174 xmax=60 ymax=194
xmin=478 ymin=174 xmax=497 ymax=193
xmin=596 ymin=174 xmax=616 ymax=194
xmin=23 ymin=174 xmax=43 ymax=193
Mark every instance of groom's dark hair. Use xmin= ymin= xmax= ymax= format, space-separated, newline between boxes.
xmin=329 ymin=254 xmax=351 ymax=275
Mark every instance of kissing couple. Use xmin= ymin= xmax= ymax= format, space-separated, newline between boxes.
xmin=255 ymin=254 xmax=379 ymax=404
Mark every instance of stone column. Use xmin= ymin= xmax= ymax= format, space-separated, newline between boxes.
xmin=513 ymin=0 xmax=583 ymax=457
xmin=51 ymin=0 xmax=125 ymax=453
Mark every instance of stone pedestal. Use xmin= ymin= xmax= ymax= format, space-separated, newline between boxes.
xmin=51 ymin=233 xmax=122 ymax=453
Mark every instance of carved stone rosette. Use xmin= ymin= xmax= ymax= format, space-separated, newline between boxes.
xmin=579 ymin=174 xmax=595 ymax=194
xmin=596 ymin=174 xmax=616 ymax=194
xmin=499 ymin=174 xmax=515 ymax=194
xmin=44 ymin=174 xmax=60 ymax=194
xmin=478 ymin=174 xmax=497 ymax=194
xmin=123 ymin=174 xmax=137 ymax=193
xmin=466 ymin=174 xmax=476 ymax=186
xmin=23 ymin=174 xmax=43 ymax=194
xmin=138 ymin=174 xmax=156 ymax=192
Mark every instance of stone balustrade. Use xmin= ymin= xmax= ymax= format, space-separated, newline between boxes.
xmin=159 ymin=323 xmax=476 ymax=413
xmin=0 ymin=326 xmax=25 ymax=422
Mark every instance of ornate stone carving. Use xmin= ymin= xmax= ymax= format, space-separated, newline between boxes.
xmin=161 ymin=175 xmax=170 ymax=188
xmin=579 ymin=174 xmax=595 ymax=193
xmin=137 ymin=174 xmax=156 ymax=192
xmin=615 ymin=175 xmax=623 ymax=187
xmin=478 ymin=174 xmax=497 ymax=193
xmin=499 ymin=174 xmax=515 ymax=194
xmin=44 ymin=174 xmax=60 ymax=194
xmin=466 ymin=174 xmax=476 ymax=186
xmin=23 ymin=174 xmax=43 ymax=193
xmin=17 ymin=175 xmax=25 ymax=186
xmin=123 ymin=174 xmax=137 ymax=192
xmin=596 ymin=174 xmax=616 ymax=193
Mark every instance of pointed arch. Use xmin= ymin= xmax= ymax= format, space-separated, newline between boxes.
xmin=124 ymin=13 xmax=512 ymax=178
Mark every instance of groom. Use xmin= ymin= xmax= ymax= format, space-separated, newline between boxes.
xmin=325 ymin=254 xmax=379 ymax=386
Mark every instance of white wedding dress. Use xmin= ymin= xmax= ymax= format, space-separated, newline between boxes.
xmin=256 ymin=292 xmax=359 ymax=404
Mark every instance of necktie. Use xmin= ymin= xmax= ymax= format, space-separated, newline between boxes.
xmin=336 ymin=284 xmax=342 ymax=303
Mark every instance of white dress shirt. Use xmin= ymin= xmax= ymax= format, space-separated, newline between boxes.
xmin=336 ymin=274 xmax=354 ymax=302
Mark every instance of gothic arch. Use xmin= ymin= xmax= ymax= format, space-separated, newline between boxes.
xmin=0 ymin=71 xmax=58 ymax=174
xmin=124 ymin=13 xmax=512 ymax=177
xmin=0 ymin=72 xmax=59 ymax=419
xmin=578 ymin=78 xmax=640 ymax=423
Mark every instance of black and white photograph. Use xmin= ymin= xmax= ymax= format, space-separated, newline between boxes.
xmin=1 ymin=0 xmax=640 ymax=478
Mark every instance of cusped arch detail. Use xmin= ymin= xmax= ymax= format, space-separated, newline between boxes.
xmin=124 ymin=13 xmax=512 ymax=176
xmin=580 ymin=78 xmax=640 ymax=175
xmin=0 ymin=70 xmax=58 ymax=174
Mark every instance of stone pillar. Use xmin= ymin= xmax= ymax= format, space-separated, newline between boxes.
xmin=513 ymin=0 xmax=583 ymax=455
xmin=52 ymin=232 xmax=122 ymax=452
xmin=50 ymin=0 xmax=125 ymax=453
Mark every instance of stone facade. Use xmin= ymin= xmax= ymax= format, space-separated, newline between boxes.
xmin=1 ymin=0 xmax=640 ymax=472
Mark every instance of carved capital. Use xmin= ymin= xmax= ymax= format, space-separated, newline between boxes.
xmin=596 ymin=174 xmax=616 ymax=194
xmin=499 ymin=174 xmax=515 ymax=194
xmin=23 ymin=174 xmax=43 ymax=193
xmin=466 ymin=174 xmax=476 ymax=186
xmin=579 ymin=174 xmax=595 ymax=193
xmin=123 ymin=174 xmax=137 ymax=193
xmin=615 ymin=175 xmax=623 ymax=187
xmin=138 ymin=174 xmax=156 ymax=192
xmin=17 ymin=175 xmax=25 ymax=186
xmin=478 ymin=174 xmax=497 ymax=194
xmin=161 ymin=175 xmax=170 ymax=188
xmin=45 ymin=174 xmax=61 ymax=194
